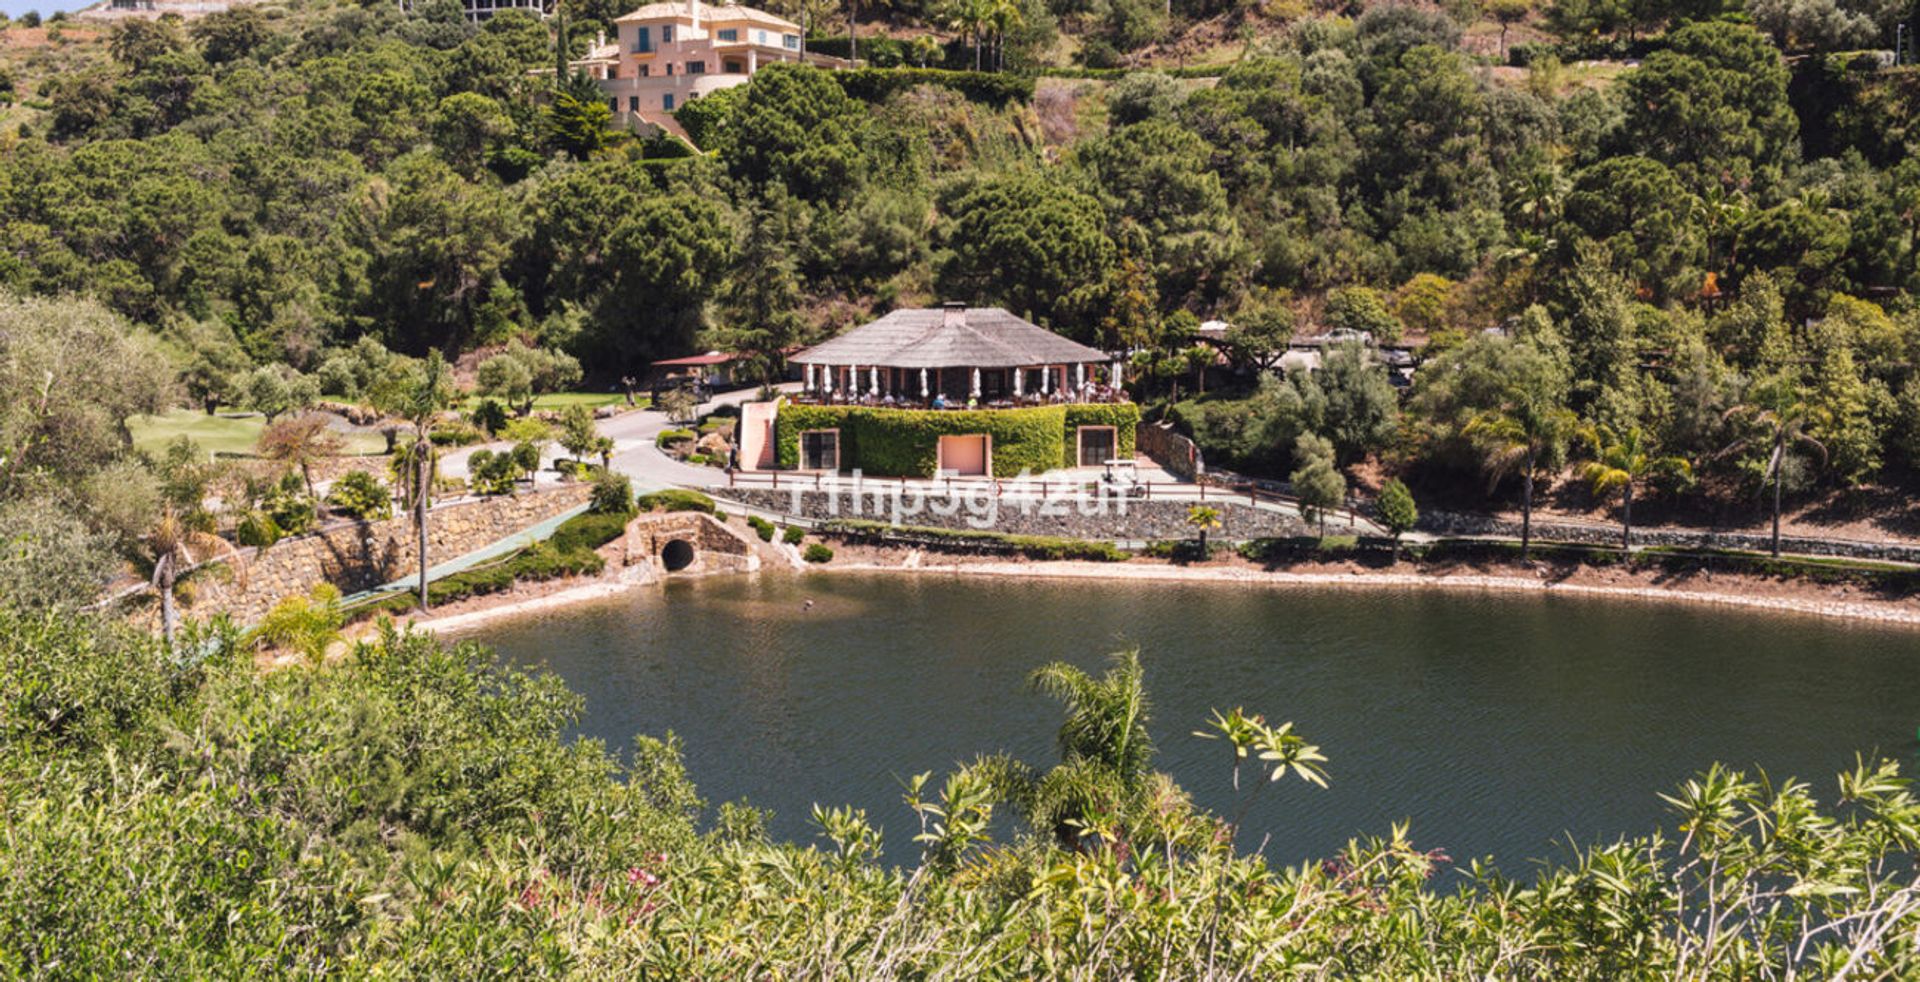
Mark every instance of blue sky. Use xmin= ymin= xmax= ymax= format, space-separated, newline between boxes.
xmin=1 ymin=0 xmax=94 ymax=18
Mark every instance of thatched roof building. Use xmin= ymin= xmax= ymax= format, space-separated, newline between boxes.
xmin=791 ymin=303 xmax=1123 ymax=406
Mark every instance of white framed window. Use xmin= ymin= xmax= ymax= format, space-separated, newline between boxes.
xmin=783 ymin=33 xmax=799 ymax=49
xmin=717 ymin=27 xmax=737 ymax=40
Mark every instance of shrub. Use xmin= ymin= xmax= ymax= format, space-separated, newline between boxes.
xmin=803 ymin=543 xmax=834 ymax=563
xmin=468 ymin=398 xmax=509 ymax=437
xmin=468 ymin=449 xmax=518 ymax=496
xmin=782 ymin=525 xmax=805 ymax=545
xmin=589 ymin=471 xmax=633 ymax=515
xmin=429 ymin=421 xmax=485 ymax=446
xmin=773 ymin=404 xmax=1141 ymax=477
xmin=326 ymin=470 xmax=392 ymax=521
xmin=636 ymin=489 xmax=716 ymax=514
xmin=656 ymin=428 xmax=697 ymax=449
xmin=748 ymin=515 xmax=775 ymax=541
xmin=817 ymin=520 xmax=1127 ymax=562
xmin=235 ymin=511 xmax=282 ymax=548
xmin=549 ymin=511 xmax=631 ymax=554
xmin=264 ymin=487 xmax=316 ymax=537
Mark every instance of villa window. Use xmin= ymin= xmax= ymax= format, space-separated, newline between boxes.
xmin=661 ymin=24 xmax=674 ymax=42
xmin=663 ymin=92 xmax=675 ymax=110
xmin=783 ymin=33 xmax=799 ymax=49
xmin=687 ymin=60 xmax=706 ymax=74
xmin=755 ymin=30 xmax=767 ymax=43
xmin=800 ymin=430 xmax=840 ymax=471
xmin=627 ymin=95 xmax=639 ymax=112
xmin=639 ymin=64 xmax=650 ymax=76
xmin=633 ymin=27 xmax=652 ymax=52
xmin=717 ymin=27 xmax=737 ymax=40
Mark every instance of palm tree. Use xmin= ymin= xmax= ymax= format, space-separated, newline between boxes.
xmin=942 ymin=0 xmax=986 ymax=70
xmin=1464 ymin=392 xmax=1577 ymax=560
xmin=1186 ymin=504 xmax=1221 ymax=556
xmin=1577 ymin=425 xmax=1690 ymax=552
xmin=1013 ymin=650 xmax=1155 ymax=848
xmin=257 ymin=412 xmax=345 ymax=502
xmin=145 ymin=506 xmax=242 ymax=646
xmin=982 ymin=0 xmax=1023 ymax=71
xmin=1721 ymin=375 xmax=1826 ymax=557
xmin=372 ymin=351 xmax=455 ymax=611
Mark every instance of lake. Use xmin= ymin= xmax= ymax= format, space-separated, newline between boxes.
xmin=466 ymin=573 xmax=1920 ymax=869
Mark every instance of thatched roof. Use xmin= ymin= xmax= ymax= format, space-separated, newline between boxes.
xmin=793 ymin=306 xmax=1109 ymax=369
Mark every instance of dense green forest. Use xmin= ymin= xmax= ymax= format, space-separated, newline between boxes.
xmin=2 ymin=0 xmax=1919 ymax=535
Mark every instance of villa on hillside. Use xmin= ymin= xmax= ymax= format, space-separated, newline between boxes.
xmin=733 ymin=304 xmax=1138 ymax=477
xmin=571 ymin=0 xmax=850 ymax=133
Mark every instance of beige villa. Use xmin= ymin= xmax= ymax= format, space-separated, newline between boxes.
xmin=572 ymin=0 xmax=850 ymax=133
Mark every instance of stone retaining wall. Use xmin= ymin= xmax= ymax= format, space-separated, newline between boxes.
xmin=722 ymin=487 xmax=1310 ymax=541
xmin=1136 ymin=422 xmax=1203 ymax=480
xmin=1416 ymin=509 xmax=1920 ymax=562
xmin=186 ymin=484 xmax=592 ymax=623
xmin=621 ymin=512 xmax=760 ymax=576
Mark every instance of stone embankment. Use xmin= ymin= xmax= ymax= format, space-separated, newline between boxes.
xmin=722 ymin=487 xmax=1311 ymax=540
xmin=1417 ymin=510 xmax=1920 ymax=563
xmin=187 ymin=484 xmax=592 ymax=622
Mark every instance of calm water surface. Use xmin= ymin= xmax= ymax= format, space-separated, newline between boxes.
xmin=468 ymin=574 xmax=1920 ymax=867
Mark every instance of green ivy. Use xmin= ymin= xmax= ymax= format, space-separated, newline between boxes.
xmin=776 ymin=403 xmax=1136 ymax=477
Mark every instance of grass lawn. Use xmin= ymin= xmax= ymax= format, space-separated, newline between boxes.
xmin=462 ymin=391 xmax=645 ymax=412
xmin=128 ymin=409 xmax=387 ymax=458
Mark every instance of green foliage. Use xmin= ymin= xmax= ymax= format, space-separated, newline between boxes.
xmin=833 ymin=68 xmax=1034 ymax=107
xmin=802 ymin=543 xmax=835 ymax=563
xmin=234 ymin=510 xmax=283 ymax=549
xmin=635 ymin=489 xmax=716 ymax=514
xmin=0 ymin=498 xmax=119 ymax=613
xmin=748 ymin=515 xmax=776 ymax=541
xmin=1290 ymin=432 xmax=1346 ymax=532
xmin=246 ymin=583 xmax=345 ymax=661
xmin=656 ymin=428 xmax=697 ymax=448
xmin=325 ymin=470 xmax=393 ymax=521
xmin=819 ymin=519 xmax=1129 ymax=560
xmin=776 ymin=403 xmax=1127 ymax=477
xmin=1377 ymin=477 xmax=1419 ymax=537
xmin=588 ymin=471 xmax=633 ymax=515
xmin=782 ymin=525 xmax=806 ymax=545
xmin=467 ymin=448 xmax=519 ymax=495
xmin=548 ymin=509 xmax=632 ymax=553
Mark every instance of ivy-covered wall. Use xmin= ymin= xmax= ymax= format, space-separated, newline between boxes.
xmin=1062 ymin=404 xmax=1141 ymax=468
xmin=776 ymin=403 xmax=1143 ymax=477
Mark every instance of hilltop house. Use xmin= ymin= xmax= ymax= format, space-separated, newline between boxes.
xmin=572 ymin=0 xmax=850 ymax=134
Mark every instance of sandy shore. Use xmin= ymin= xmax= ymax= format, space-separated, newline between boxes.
xmin=388 ymin=550 xmax=1920 ymax=636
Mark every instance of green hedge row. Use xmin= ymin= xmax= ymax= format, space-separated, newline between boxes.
xmin=818 ymin=519 xmax=1128 ymax=561
xmin=776 ymin=403 xmax=1069 ymax=477
xmin=636 ymin=489 xmax=717 ymax=514
xmin=776 ymin=402 xmax=1138 ymax=477
xmin=1037 ymin=64 xmax=1235 ymax=80
xmin=833 ymin=68 xmax=1034 ymax=107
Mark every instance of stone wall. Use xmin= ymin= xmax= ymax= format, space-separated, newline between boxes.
xmin=721 ymin=487 xmax=1310 ymax=541
xmin=188 ymin=484 xmax=592 ymax=623
xmin=1136 ymin=421 xmax=1203 ymax=480
xmin=1416 ymin=509 xmax=1920 ymax=562
xmin=621 ymin=512 xmax=761 ymax=576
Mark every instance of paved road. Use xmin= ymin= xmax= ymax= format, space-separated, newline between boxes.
xmin=604 ymin=385 xmax=793 ymax=491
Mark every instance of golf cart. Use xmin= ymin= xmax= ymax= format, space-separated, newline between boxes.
xmin=1100 ymin=459 xmax=1146 ymax=498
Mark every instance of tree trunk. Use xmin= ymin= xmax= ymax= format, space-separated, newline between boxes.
xmin=1621 ymin=482 xmax=1633 ymax=552
xmin=417 ymin=437 xmax=432 ymax=612
xmin=1771 ymin=441 xmax=1784 ymax=558
xmin=848 ymin=0 xmax=856 ymax=62
xmin=1520 ymin=451 xmax=1535 ymax=561
xmin=156 ymin=556 xmax=178 ymax=645
xmin=1391 ymin=533 xmax=1401 ymax=563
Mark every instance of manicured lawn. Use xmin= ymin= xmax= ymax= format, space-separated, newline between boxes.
xmin=128 ymin=409 xmax=387 ymax=458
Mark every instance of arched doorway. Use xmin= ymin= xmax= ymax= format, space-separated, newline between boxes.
xmin=661 ymin=539 xmax=696 ymax=572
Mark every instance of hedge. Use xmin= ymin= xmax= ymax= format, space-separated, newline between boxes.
xmin=656 ymin=428 xmax=696 ymax=449
xmin=779 ymin=403 xmax=1130 ymax=477
xmin=818 ymin=519 xmax=1128 ymax=562
xmin=833 ymin=68 xmax=1033 ymax=107
xmin=1037 ymin=64 xmax=1236 ymax=80
xmin=636 ymin=489 xmax=716 ymax=514
xmin=345 ymin=510 xmax=630 ymax=621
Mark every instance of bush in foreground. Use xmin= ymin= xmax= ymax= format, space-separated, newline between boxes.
xmin=5 ymin=611 xmax=1920 ymax=976
xmin=803 ymin=543 xmax=834 ymax=563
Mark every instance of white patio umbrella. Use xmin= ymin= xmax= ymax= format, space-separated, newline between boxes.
xmin=1075 ymin=363 xmax=1085 ymax=388
xmin=1042 ymin=366 xmax=1051 ymax=394
xmin=1014 ymin=368 xmax=1024 ymax=397
xmin=1111 ymin=361 xmax=1124 ymax=386
xmin=805 ymin=363 xmax=816 ymax=392
xmin=919 ymin=368 xmax=928 ymax=397
xmin=971 ymin=368 xmax=981 ymax=398
xmin=870 ymin=366 xmax=879 ymax=396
